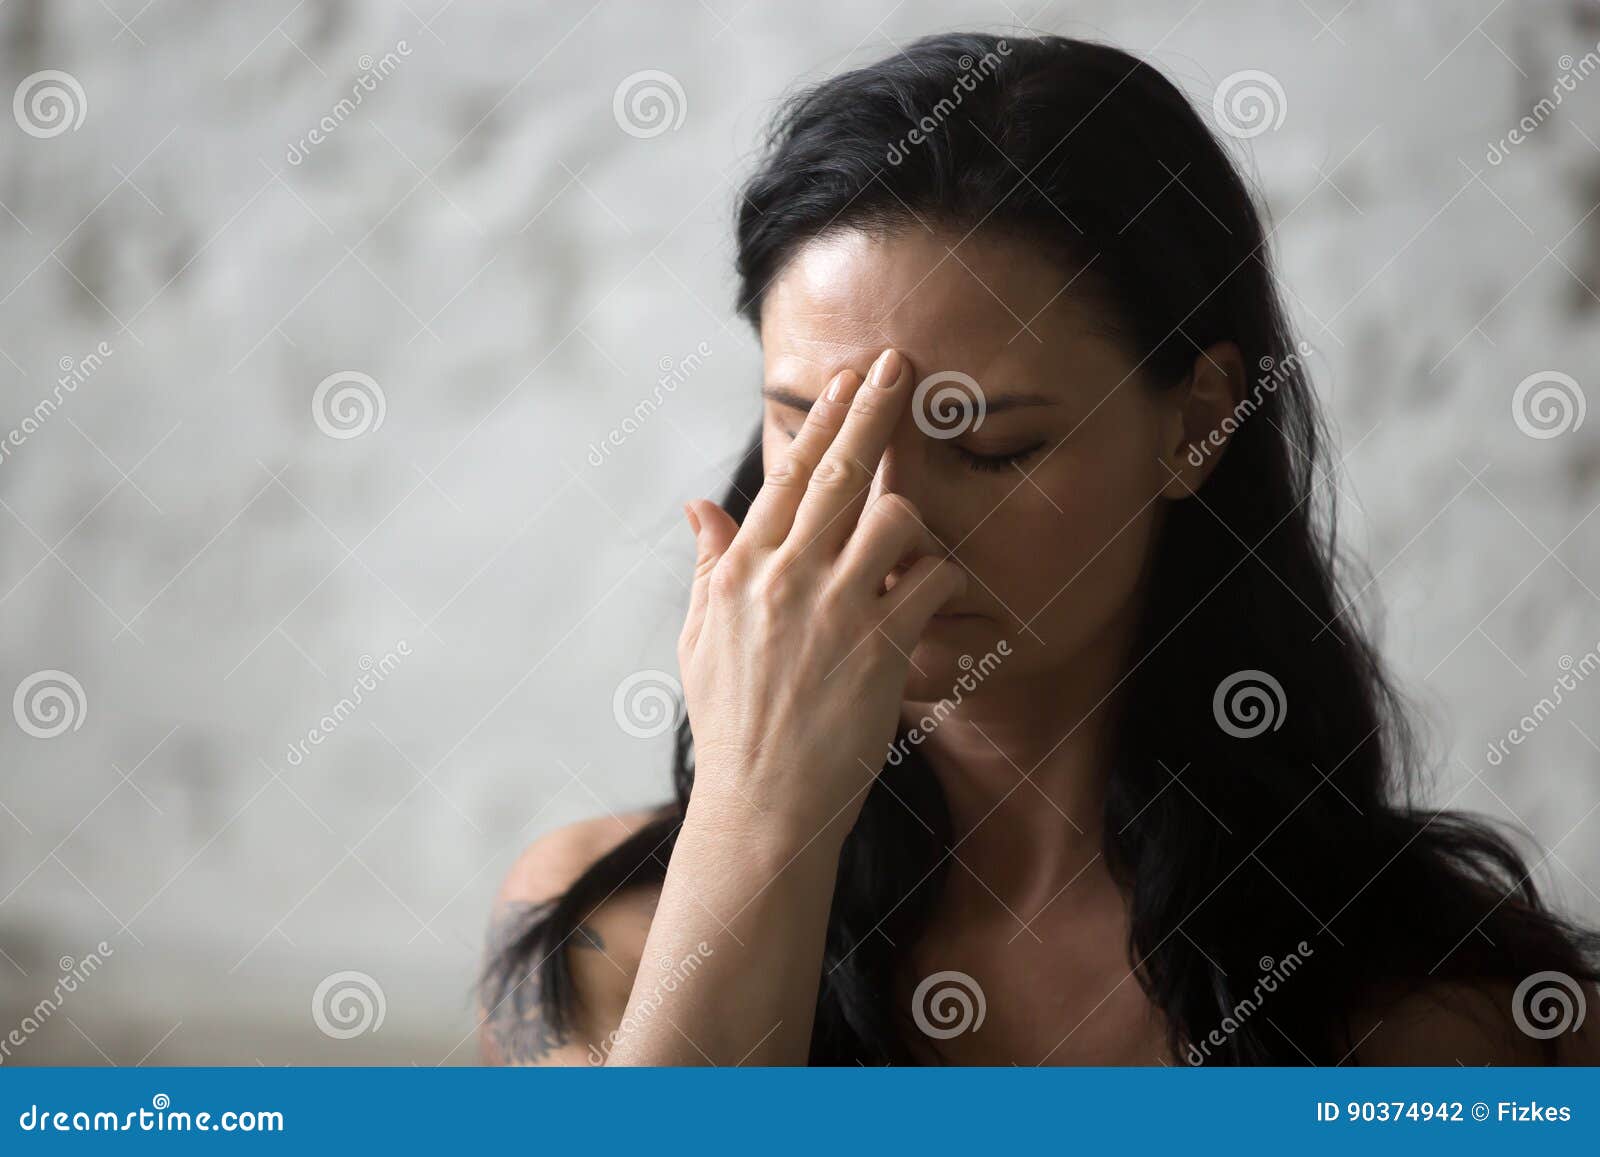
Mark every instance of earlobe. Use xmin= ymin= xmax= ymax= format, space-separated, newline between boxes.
xmin=1160 ymin=341 xmax=1245 ymax=499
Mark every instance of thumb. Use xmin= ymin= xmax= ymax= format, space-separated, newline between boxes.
xmin=680 ymin=498 xmax=740 ymax=652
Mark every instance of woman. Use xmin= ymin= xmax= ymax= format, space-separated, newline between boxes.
xmin=479 ymin=32 xmax=1600 ymax=1065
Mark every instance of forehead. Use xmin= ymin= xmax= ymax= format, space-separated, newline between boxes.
xmin=758 ymin=225 xmax=1116 ymax=392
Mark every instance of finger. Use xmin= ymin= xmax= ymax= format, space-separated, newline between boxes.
xmin=679 ymin=498 xmax=741 ymax=654
xmin=787 ymin=348 xmax=911 ymax=559
xmin=733 ymin=368 xmax=866 ymax=552
xmin=833 ymin=493 xmax=942 ymax=597
xmin=878 ymin=554 xmax=968 ymax=653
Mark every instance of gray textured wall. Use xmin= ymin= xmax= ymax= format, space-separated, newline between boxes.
xmin=1 ymin=0 xmax=1597 ymax=1064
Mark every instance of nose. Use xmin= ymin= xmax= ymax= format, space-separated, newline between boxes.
xmin=866 ymin=417 xmax=946 ymax=554
xmin=864 ymin=414 xmax=920 ymax=514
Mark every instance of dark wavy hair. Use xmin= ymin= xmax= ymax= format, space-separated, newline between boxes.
xmin=483 ymin=31 xmax=1600 ymax=1064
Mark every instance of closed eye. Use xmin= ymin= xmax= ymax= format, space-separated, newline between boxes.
xmin=954 ymin=443 xmax=1046 ymax=473
xmin=775 ymin=426 xmax=1046 ymax=474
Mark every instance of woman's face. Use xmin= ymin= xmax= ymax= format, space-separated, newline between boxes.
xmin=758 ymin=225 xmax=1211 ymax=705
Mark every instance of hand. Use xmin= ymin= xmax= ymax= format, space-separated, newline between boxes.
xmin=677 ymin=348 xmax=968 ymax=847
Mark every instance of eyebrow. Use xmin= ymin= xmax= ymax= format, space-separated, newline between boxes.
xmin=760 ymin=385 xmax=1060 ymax=416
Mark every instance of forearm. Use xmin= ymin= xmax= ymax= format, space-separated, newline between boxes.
xmin=602 ymin=796 xmax=845 ymax=1065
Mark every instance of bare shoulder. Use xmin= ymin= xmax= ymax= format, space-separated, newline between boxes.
xmin=494 ymin=808 xmax=668 ymax=909
xmin=1352 ymin=976 xmax=1600 ymax=1065
xmin=479 ymin=808 xmax=670 ymax=1066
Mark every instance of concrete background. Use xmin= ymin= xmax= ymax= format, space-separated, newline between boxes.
xmin=1 ymin=0 xmax=1598 ymax=1063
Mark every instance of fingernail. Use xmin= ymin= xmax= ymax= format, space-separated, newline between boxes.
xmin=868 ymin=348 xmax=903 ymax=389
xmin=683 ymin=502 xmax=701 ymax=535
xmin=826 ymin=371 xmax=850 ymax=402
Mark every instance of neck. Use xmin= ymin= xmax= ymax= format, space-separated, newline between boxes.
xmin=901 ymin=615 xmax=1139 ymax=914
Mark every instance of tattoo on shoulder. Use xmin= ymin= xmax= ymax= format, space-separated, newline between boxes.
xmin=482 ymin=901 xmax=607 ymax=1064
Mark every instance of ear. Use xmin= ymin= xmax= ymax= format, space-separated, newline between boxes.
xmin=1158 ymin=340 xmax=1246 ymax=499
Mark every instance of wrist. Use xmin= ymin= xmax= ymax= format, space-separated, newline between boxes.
xmin=681 ymin=790 xmax=851 ymax=875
